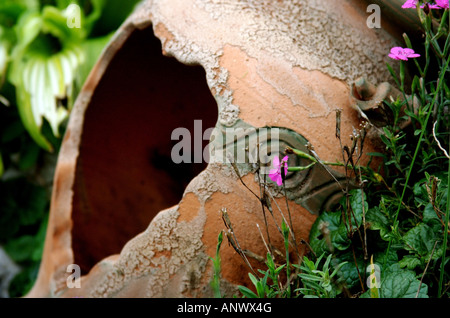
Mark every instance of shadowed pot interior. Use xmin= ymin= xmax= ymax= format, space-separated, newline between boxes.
xmin=71 ymin=26 xmax=218 ymax=274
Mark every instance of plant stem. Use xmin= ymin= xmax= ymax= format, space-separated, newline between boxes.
xmin=419 ymin=241 xmax=438 ymax=298
xmin=438 ymin=139 xmax=450 ymax=297
xmin=384 ymin=54 xmax=450 ymax=268
xmin=282 ymin=221 xmax=291 ymax=297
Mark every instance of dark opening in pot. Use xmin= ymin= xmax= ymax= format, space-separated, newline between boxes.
xmin=71 ymin=26 xmax=218 ymax=274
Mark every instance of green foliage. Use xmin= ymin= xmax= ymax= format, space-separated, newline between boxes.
xmin=210 ymin=231 xmax=224 ymax=298
xmin=0 ymin=177 xmax=49 ymax=297
xmin=234 ymin=249 xmax=347 ymax=299
xmin=0 ymin=0 xmax=141 ymax=149
xmin=218 ymin=3 xmax=450 ymax=299
xmin=361 ymin=264 xmax=428 ymax=298
xmin=305 ymin=3 xmax=450 ymax=298
xmin=294 ymin=254 xmax=347 ymax=298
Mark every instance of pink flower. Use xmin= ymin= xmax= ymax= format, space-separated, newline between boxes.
xmin=402 ymin=0 xmax=445 ymax=9
xmin=269 ymin=155 xmax=288 ymax=186
xmin=388 ymin=47 xmax=421 ymax=60
xmin=436 ymin=0 xmax=449 ymax=8
xmin=402 ymin=0 xmax=419 ymax=8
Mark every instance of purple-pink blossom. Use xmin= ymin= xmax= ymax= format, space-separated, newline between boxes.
xmin=388 ymin=47 xmax=421 ymax=61
xmin=402 ymin=0 xmax=448 ymax=9
xmin=269 ymin=155 xmax=288 ymax=186
xmin=402 ymin=0 xmax=418 ymax=8
xmin=436 ymin=0 xmax=449 ymax=9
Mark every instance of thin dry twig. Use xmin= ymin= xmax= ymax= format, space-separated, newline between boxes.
xmin=221 ymin=208 xmax=258 ymax=276
xmin=256 ymin=223 xmax=271 ymax=257
xmin=416 ymin=240 xmax=439 ymax=298
xmin=433 ymin=121 xmax=449 ymax=159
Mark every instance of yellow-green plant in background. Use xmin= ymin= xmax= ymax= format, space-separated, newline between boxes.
xmin=0 ymin=0 xmax=141 ymax=297
xmin=2 ymin=0 xmax=100 ymax=150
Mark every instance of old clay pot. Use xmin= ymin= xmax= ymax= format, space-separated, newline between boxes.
xmin=27 ymin=0 xmax=412 ymax=297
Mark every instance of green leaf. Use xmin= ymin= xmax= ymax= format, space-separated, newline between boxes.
xmin=423 ymin=203 xmax=443 ymax=231
xmin=78 ymin=33 xmax=112 ymax=88
xmin=238 ymin=286 xmax=258 ymax=298
xmin=333 ymin=251 xmax=365 ymax=289
xmin=0 ymin=178 xmax=48 ymax=239
xmin=0 ymin=40 xmax=8 ymax=77
xmin=274 ymin=264 xmax=286 ymax=276
xmin=8 ymin=6 xmax=85 ymax=150
xmin=3 ymin=212 xmax=47 ymax=263
xmin=366 ymin=207 xmax=390 ymax=240
xmin=18 ymin=140 xmax=40 ymax=170
xmin=87 ymin=0 xmax=140 ymax=37
xmin=31 ymin=215 xmax=47 ymax=262
xmin=259 ymin=271 xmax=269 ymax=298
xmin=42 ymin=5 xmax=84 ymax=42
xmin=349 ymin=189 xmax=368 ymax=228
xmin=373 ymin=248 xmax=398 ymax=269
xmin=301 ymin=256 xmax=316 ymax=272
xmin=215 ymin=231 xmax=223 ymax=257
xmin=330 ymin=260 xmax=348 ymax=279
xmin=248 ymin=273 xmax=259 ymax=289
xmin=302 ymin=294 xmax=319 ymax=298
xmin=309 ymin=211 xmax=350 ymax=256
xmin=298 ymin=273 xmax=324 ymax=282
xmin=380 ymin=264 xmax=428 ymax=298
xmin=1 ymin=119 xmax=26 ymax=143
xmin=13 ymin=72 xmax=53 ymax=151
xmin=4 ymin=235 xmax=36 ymax=262
xmin=399 ymin=255 xmax=422 ymax=270
xmin=403 ymin=223 xmax=441 ymax=260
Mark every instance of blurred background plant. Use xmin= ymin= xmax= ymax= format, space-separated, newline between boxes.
xmin=0 ymin=0 xmax=141 ymax=297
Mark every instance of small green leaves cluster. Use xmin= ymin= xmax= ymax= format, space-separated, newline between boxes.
xmin=295 ymin=254 xmax=347 ymax=298
xmin=236 ymin=222 xmax=348 ymax=299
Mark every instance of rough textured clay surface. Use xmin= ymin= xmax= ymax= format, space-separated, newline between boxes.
xmin=27 ymin=0 xmax=405 ymax=297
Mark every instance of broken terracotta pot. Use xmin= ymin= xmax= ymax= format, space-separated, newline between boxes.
xmin=27 ymin=0 xmax=411 ymax=297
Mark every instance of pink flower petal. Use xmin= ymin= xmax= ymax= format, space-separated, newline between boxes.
xmin=269 ymin=155 xmax=289 ymax=186
xmin=402 ymin=0 xmax=418 ymax=8
xmin=436 ymin=0 xmax=449 ymax=9
xmin=269 ymin=171 xmax=282 ymax=185
xmin=269 ymin=168 xmax=279 ymax=176
xmin=272 ymin=155 xmax=280 ymax=168
xmin=402 ymin=0 xmax=447 ymax=9
xmin=388 ymin=53 xmax=400 ymax=60
xmin=275 ymin=175 xmax=283 ymax=186
xmin=389 ymin=47 xmax=420 ymax=60
xmin=269 ymin=168 xmax=280 ymax=179
xmin=393 ymin=46 xmax=404 ymax=52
